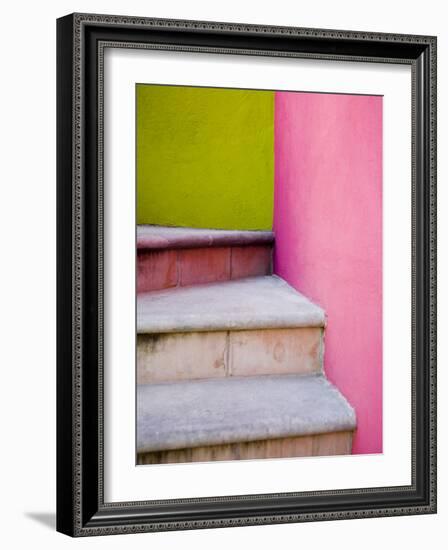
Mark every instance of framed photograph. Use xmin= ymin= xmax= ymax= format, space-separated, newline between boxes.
xmin=56 ymin=13 xmax=437 ymax=536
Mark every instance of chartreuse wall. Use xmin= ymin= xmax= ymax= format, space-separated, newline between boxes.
xmin=136 ymin=85 xmax=274 ymax=230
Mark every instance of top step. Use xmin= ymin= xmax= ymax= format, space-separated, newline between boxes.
xmin=137 ymin=225 xmax=275 ymax=250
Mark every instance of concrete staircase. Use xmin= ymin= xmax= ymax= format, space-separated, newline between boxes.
xmin=137 ymin=225 xmax=356 ymax=464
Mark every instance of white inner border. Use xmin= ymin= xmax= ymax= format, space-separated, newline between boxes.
xmin=104 ymin=48 xmax=412 ymax=502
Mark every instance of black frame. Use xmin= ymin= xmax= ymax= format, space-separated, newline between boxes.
xmin=57 ymin=13 xmax=437 ymax=536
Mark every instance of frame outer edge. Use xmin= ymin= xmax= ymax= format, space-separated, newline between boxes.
xmin=428 ymin=35 xmax=437 ymax=513
xmin=56 ymin=13 xmax=76 ymax=537
xmin=72 ymin=11 xmax=436 ymax=44
xmin=58 ymin=13 xmax=437 ymax=536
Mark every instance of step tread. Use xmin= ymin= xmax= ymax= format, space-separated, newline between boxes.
xmin=137 ymin=374 xmax=356 ymax=453
xmin=137 ymin=275 xmax=326 ymax=334
xmin=137 ymin=225 xmax=274 ymax=250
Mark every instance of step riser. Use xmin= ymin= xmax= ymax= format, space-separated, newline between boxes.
xmin=137 ymin=244 xmax=272 ymax=293
xmin=137 ymin=327 xmax=323 ymax=384
xmin=137 ymin=431 xmax=353 ymax=464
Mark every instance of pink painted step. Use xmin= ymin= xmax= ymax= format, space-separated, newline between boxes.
xmin=137 ymin=225 xmax=274 ymax=293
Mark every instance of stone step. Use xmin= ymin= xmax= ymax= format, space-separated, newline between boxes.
xmin=137 ymin=225 xmax=274 ymax=292
xmin=137 ymin=276 xmax=326 ymax=382
xmin=138 ymin=326 xmax=324 ymax=383
xmin=137 ymin=275 xmax=325 ymax=334
xmin=137 ymin=373 xmax=356 ymax=463
xmin=137 ymin=225 xmax=275 ymax=250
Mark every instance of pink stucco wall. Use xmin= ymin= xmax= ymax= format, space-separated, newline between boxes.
xmin=274 ymin=92 xmax=382 ymax=454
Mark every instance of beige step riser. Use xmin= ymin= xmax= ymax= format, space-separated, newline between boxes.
xmin=137 ymin=244 xmax=272 ymax=293
xmin=137 ymin=327 xmax=324 ymax=384
xmin=137 ymin=431 xmax=352 ymax=464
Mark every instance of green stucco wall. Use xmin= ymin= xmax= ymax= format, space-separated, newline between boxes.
xmin=136 ymin=85 xmax=274 ymax=230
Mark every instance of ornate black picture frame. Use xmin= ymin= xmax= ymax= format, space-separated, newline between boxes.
xmin=56 ymin=13 xmax=437 ymax=536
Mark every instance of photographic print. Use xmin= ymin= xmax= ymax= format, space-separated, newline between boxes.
xmin=135 ymin=84 xmax=382 ymax=465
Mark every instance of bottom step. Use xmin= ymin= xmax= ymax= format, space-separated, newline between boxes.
xmin=137 ymin=374 xmax=356 ymax=464
xmin=137 ymin=431 xmax=354 ymax=464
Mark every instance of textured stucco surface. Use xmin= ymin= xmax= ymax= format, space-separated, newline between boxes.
xmin=274 ymin=91 xmax=382 ymax=454
xmin=137 ymin=85 xmax=274 ymax=230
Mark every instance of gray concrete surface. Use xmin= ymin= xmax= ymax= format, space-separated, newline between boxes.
xmin=137 ymin=373 xmax=356 ymax=453
xmin=137 ymin=275 xmax=326 ymax=334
